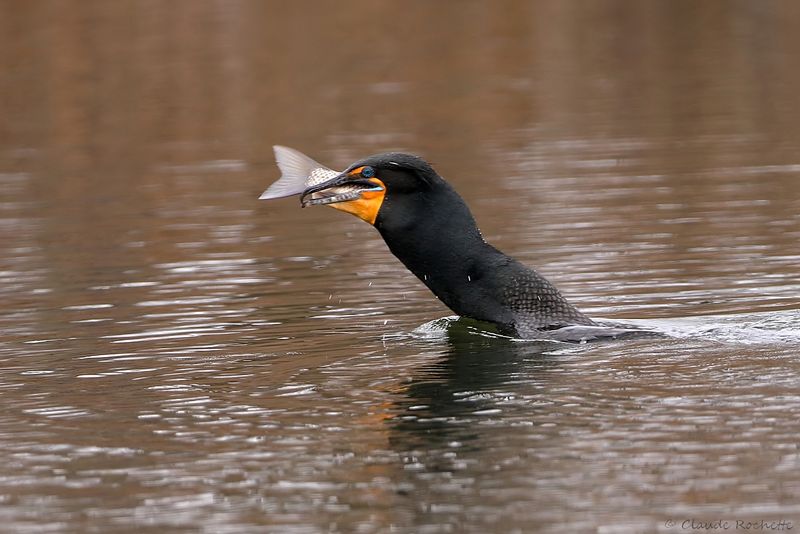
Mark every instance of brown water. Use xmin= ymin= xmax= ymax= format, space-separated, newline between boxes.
xmin=2 ymin=2 xmax=800 ymax=533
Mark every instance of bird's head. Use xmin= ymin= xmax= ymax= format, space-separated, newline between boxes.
xmin=300 ymin=153 xmax=440 ymax=225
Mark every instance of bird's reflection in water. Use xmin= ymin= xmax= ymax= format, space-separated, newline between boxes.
xmin=388 ymin=319 xmax=565 ymax=459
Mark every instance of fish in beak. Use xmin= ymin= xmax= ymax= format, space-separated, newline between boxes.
xmin=260 ymin=146 xmax=386 ymax=224
xmin=258 ymin=146 xmax=339 ymax=200
xmin=299 ymin=173 xmax=384 ymax=207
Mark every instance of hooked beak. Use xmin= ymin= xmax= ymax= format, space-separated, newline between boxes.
xmin=299 ymin=173 xmax=380 ymax=206
xmin=300 ymin=172 xmax=386 ymax=225
xmin=301 ymin=172 xmax=350 ymax=206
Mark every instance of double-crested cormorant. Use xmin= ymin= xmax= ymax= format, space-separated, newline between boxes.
xmin=261 ymin=147 xmax=649 ymax=341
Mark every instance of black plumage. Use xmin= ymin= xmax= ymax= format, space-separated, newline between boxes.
xmin=342 ymin=153 xmax=600 ymax=339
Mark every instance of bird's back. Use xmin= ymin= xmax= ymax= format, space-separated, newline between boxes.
xmin=494 ymin=257 xmax=596 ymax=336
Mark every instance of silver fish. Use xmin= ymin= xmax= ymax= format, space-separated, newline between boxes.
xmin=258 ymin=146 xmax=340 ymax=200
xmin=259 ymin=146 xmax=370 ymax=207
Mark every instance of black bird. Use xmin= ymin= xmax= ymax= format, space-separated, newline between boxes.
xmin=265 ymin=148 xmax=650 ymax=342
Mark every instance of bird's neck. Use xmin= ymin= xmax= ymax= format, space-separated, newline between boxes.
xmin=374 ymin=187 xmax=504 ymax=313
xmin=379 ymin=213 xmax=494 ymax=279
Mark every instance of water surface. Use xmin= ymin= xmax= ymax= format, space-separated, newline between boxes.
xmin=1 ymin=2 xmax=799 ymax=532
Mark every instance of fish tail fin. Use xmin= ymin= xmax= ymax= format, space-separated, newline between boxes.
xmin=259 ymin=146 xmax=328 ymax=200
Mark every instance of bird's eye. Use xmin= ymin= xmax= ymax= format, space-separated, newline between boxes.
xmin=361 ymin=166 xmax=375 ymax=179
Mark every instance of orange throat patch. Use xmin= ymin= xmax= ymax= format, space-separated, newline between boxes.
xmin=328 ymin=178 xmax=385 ymax=225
